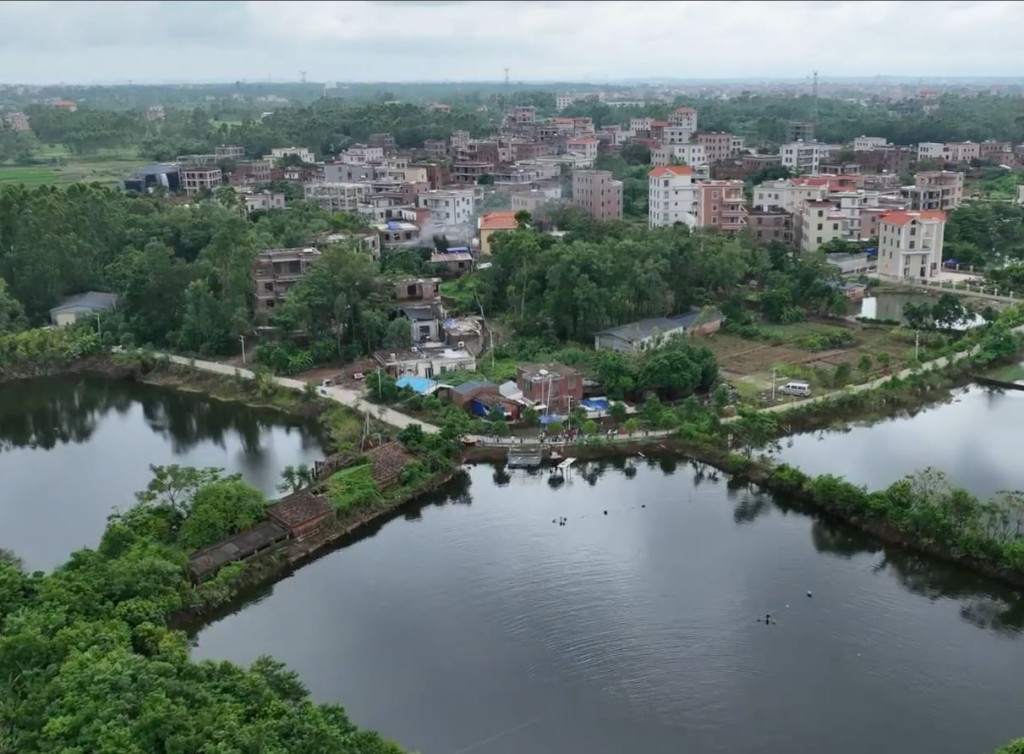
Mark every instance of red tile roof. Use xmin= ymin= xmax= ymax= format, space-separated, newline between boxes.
xmin=479 ymin=211 xmax=519 ymax=231
xmin=881 ymin=210 xmax=946 ymax=226
xmin=648 ymin=165 xmax=695 ymax=177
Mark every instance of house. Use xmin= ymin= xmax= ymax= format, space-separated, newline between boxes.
xmin=270 ymin=146 xmax=316 ymax=164
xmin=180 ymin=165 xmax=223 ymax=195
xmin=450 ymin=380 xmax=501 ymax=408
xmin=899 ymin=171 xmax=964 ymax=212
xmin=243 ymin=191 xmax=286 ymax=213
xmin=400 ymin=305 xmax=440 ymax=342
xmin=696 ymin=180 xmax=746 ymax=232
xmin=441 ymin=316 xmax=484 ymax=354
xmin=467 ymin=392 xmax=521 ymax=420
xmin=121 ymin=164 xmax=180 ymax=193
xmin=49 ymin=291 xmax=119 ymax=326
xmin=478 ymin=211 xmax=519 ymax=254
xmin=366 ymin=441 xmax=415 ymax=489
xmin=374 ymin=345 xmax=476 ymax=379
xmin=748 ymin=206 xmax=794 ymax=247
xmin=215 ymin=145 xmax=245 ymax=159
xmin=395 ymin=277 xmax=441 ymax=302
xmin=647 ymin=165 xmax=698 ymax=229
xmin=593 ymin=308 xmax=725 ymax=352
xmin=266 ymin=491 xmax=335 ymax=539
xmin=516 ymin=363 xmax=583 ymax=413
xmin=572 ymin=169 xmax=623 ymax=221
xmin=431 ymin=250 xmax=474 ymax=275
xmin=876 ymin=210 xmax=946 ymax=281
xmin=187 ymin=521 xmax=288 ymax=582
xmin=253 ymin=247 xmax=320 ymax=312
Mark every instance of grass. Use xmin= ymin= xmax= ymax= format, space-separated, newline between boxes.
xmin=325 ymin=463 xmax=380 ymax=514
xmin=983 ymin=361 xmax=1024 ymax=383
xmin=0 ymin=146 xmax=145 ymax=187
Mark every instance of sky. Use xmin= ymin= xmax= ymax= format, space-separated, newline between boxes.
xmin=2 ymin=0 xmax=1023 ymax=85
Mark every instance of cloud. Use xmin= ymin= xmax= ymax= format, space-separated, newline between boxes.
xmin=0 ymin=0 xmax=1022 ymax=84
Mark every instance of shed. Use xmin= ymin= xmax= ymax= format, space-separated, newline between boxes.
xmin=49 ymin=291 xmax=119 ymax=327
xmin=366 ymin=441 xmax=414 ymax=489
xmin=266 ymin=491 xmax=335 ymax=539
xmin=593 ymin=308 xmax=724 ymax=352
xmin=187 ymin=520 xmax=288 ymax=582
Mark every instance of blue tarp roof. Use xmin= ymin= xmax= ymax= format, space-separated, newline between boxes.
xmin=581 ymin=398 xmax=609 ymax=411
xmin=447 ymin=246 xmax=470 ymax=252
xmin=539 ymin=414 xmax=566 ymax=426
xmin=387 ymin=220 xmax=401 ymax=230
xmin=396 ymin=376 xmax=437 ymax=395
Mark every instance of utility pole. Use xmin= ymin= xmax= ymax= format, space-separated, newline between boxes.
xmin=915 ymin=330 xmax=920 ymax=362
xmin=300 ymin=70 xmax=307 ymax=84
xmin=812 ymin=70 xmax=819 ymax=134
xmin=96 ymin=313 xmax=102 ymax=338
xmin=771 ymin=367 xmax=778 ymax=402
xmin=503 ymin=66 xmax=511 ymax=120
xmin=239 ymin=335 xmax=246 ymax=364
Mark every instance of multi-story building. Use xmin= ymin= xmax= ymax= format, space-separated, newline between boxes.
xmin=664 ymin=126 xmax=695 ymax=145
xmin=423 ymin=139 xmax=448 ymax=158
xmin=215 ymin=145 xmax=245 ymax=159
xmin=876 ymin=211 xmax=946 ymax=280
xmin=780 ymin=141 xmax=821 ymax=175
xmin=651 ymin=142 xmax=707 ymax=168
xmin=980 ymin=140 xmax=1014 ymax=164
xmin=696 ymin=132 xmax=735 ymax=164
xmin=853 ymin=136 xmax=889 ymax=152
xmin=668 ymin=107 xmax=698 ymax=134
xmin=555 ymin=93 xmax=576 ymax=112
xmin=303 ymin=182 xmax=370 ymax=213
xmin=696 ymin=180 xmax=746 ymax=233
xmin=180 ymin=165 xmax=222 ymax=195
xmin=899 ymin=171 xmax=964 ymax=212
xmin=145 ymin=105 xmax=165 ymax=122
xmin=451 ymin=161 xmax=493 ymax=185
xmin=343 ymin=144 xmax=385 ymax=163
xmin=417 ymin=189 xmax=476 ymax=227
xmin=572 ymin=169 xmax=623 ymax=221
xmin=945 ymin=142 xmax=980 ymax=163
xmin=512 ymin=105 xmax=536 ymax=126
xmin=629 ymin=117 xmax=653 ymax=134
xmin=917 ymin=142 xmax=947 ymax=161
xmin=747 ymin=207 xmax=794 ymax=247
xmin=254 ymin=247 xmax=321 ymax=312
xmin=647 ymin=165 xmax=698 ymax=229
xmin=270 ymin=146 xmax=316 ymax=164
xmin=368 ymin=132 xmax=396 ymax=152
xmin=516 ymin=363 xmax=584 ymax=413
xmin=243 ymin=191 xmax=286 ymax=213
xmin=566 ymin=137 xmax=599 ymax=164
xmin=786 ymin=121 xmax=815 ymax=143
xmin=752 ymin=178 xmax=828 ymax=213
xmin=800 ymin=200 xmax=849 ymax=253
xmin=478 ymin=211 xmax=520 ymax=254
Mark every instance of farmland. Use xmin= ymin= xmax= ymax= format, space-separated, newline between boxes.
xmin=0 ymin=145 xmax=144 ymax=187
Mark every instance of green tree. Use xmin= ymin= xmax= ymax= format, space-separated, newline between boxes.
xmin=833 ymin=362 xmax=852 ymax=387
xmin=877 ymin=351 xmax=892 ymax=370
xmin=277 ymin=464 xmax=314 ymax=493
xmin=857 ymin=354 xmax=873 ymax=378
xmin=0 ymin=277 xmax=27 ymax=333
xmin=609 ymin=401 xmax=628 ymax=425
xmin=179 ymin=477 xmax=267 ymax=551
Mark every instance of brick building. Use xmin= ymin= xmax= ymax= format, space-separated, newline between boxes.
xmin=516 ymin=363 xmax=584 ymax=413
xmin=571 ymin=169 xmax=623 ymax=221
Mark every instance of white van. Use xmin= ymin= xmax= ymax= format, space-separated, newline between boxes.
xmin=778 ymin=380 xmax=811 ymax=398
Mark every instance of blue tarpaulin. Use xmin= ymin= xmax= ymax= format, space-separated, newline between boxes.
xmin=581 ymin=398 xmax=609 ymax=412
xmin=396 ymin=376 xmax=437 ymax=395
xmin=539 ymin=414 xmax=566 ymax=426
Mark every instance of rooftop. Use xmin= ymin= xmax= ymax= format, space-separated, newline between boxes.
xmin=479 ymin=211 xmax=519 ymax=231
xmin=366 ymin=441 xmax=414 ymax=487
xmin=49 ymin=291 xmax=119 ymax=316
xmin=188 ymin=520 xmax=287 ymax=580
xmin=594 ymin=308 xmax=725 ymax=343
xmin=266 ymin=491 xmax=333 ymax=529
xmin=881 ymin=210 xmax=946 ymax=225
xmin=649 ymin=165 xmax=695 ymax=178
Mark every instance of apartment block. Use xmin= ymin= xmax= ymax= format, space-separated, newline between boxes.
xmin=555 ymin=93 xmax=576 ymax=111
xmin=786 ymin=121 xmax=815 ymax=143
xmin=512 ymin=105 xmax=536 ymax=126
xmin=945 ymin=142 xmax=980 ymax=163
xmin=696 ymin=180 xmax=746 ymax=233
xmin=853 ymin=136 xmax=889 ymax=152
xmin=800 ymin=200 xmax=848 ymax=253
xmin=877 ymin=211 xmax=945 ymax=281
xmin=668 ymin=107 xmax=698 ymax=133
xmin=629 ymin=117 xmax=653 ymax=133
xmin=899 ymin=171 xmax=964 ymax=212
xmin=243 ymin=191 xmax=286 ymax=213
xmin=303 ymin=182 xmax=370 ymax=213
xmin=180 ymin=166 xmax=222 ymax=195
xmin=215 ymin=145 xmax=245 ymax=159
xmin=780 ymin=141 xmax=821 ymax=175
xmin=270 ymin=146 xmax=316 ymax=164
xmin=696 ymin=132 xmax=735 ymax=164
xmin=647 ymin=165 xmax=698 ymax=229
xmin=566 ymin=137 xmax=599 ymax=164
xmin=254 ymin=247 xmax=321 ymax=312
xmin=752 ymin=178 xmax=828 ymax=213
xmin=651 ymin=142 xmax=706 ymax=168
xmin=417 ymin=189 xmax=476 ymax=226
xmin=747 ymin=207 xmax=794 ymax=247
xmin=572 ymin=169 xmax=623 ymax=221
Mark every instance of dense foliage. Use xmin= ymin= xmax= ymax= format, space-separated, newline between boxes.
xmin=944 ymin=202 xmax=1024 ymax=270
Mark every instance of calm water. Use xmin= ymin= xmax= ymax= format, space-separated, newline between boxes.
xmin=195 ymin=460 xmax=1024 ymax=754
xmin=858 ymin=292 xmax=985 ymax=328
xmin=777 ymin=385 xmax=1024 ymax=497
xmin=0 ymin=376 xmax=325 ymax=571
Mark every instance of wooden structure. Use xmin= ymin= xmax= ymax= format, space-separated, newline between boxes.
xmin=188 ymin=521 xmax=288 ymax=582
xmin=267 ymin=491 xmax=335 ymax=539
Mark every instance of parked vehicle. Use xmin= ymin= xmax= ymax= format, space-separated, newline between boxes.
xmin=778 ymin=380 xmax=812 ymax=398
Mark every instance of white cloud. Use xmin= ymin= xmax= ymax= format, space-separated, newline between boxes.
xmin=0 ymin=0 xmax=1022 ymax=84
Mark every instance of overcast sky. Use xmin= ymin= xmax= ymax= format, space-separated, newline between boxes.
xmin=2 ymin=0 xmax=1023 ymax=85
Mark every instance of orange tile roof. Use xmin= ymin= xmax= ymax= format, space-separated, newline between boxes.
xmin=648 ymin=165 xmax=694 ymax=177
xmin=881 ymin=210 xmax=946 ymax=226
xmin=479 ymin=211 xmax=519 ymax=231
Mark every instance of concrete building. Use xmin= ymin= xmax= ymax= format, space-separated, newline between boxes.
xmin=417 ymin=189 xmax=476 ymax=226
xmin=876 ymin=211 xmax=946 ymax=280
xmin=786 ymin=121 xmax=815 ymax=143
xmin=651 ymin=142 xmax=707 ymax=168
xmin=566 ymin=137 xmax=599 ymax=164
xmin=752 ymin=178 xmax=829 ymax=213
xmin=243 ymin=191 xmax=286 ymax=213
xmin=780 ymin=141 xmax=821 ymax=175
xmin=747 ymin=207 xmax=795 ymax=247
xmin=478 ymin=211 xmax=519 ymax=255
xmin=629 ymin=117 xmax=653 ymax=133
xmin=516 ymin=364 xmax=584 ymax=413
xmin=647 ymin=165 xmax=698 ymax=229
xmin=696 ymin=180 xmax=746 ymax=232
xmin=594 ymin=309 xmax=724 ymax=352
xmin=917 ymin=142 xmax=947 ymax=161
xmin=122 ymin=164 xmax=180 ymax=194
xmin=451 ymin=161 xmax=493 ymax=185
xmin=945 ymin=142 xmax=980 ymax=163
xmin=303 ymin=182 xmax=370 ymax=213
xmin=572 ymin=170 xmax=623 ymax=221
xmin=270 ymin=146 xmax=315 ymax=164
xmin=899 ymin=171 xmax=964 ymax=212
xmin=800 ymin=200 xmax=849 ymax=253
xmin=254 ymin=247 xmax=321 ymax=312
xmin=555 ymin=93 xmax=576 ymax=111
xmin=512 ymin=105 xmax=536 ymax=126
xmin=2 ymin=111 xmax=30 ymax=131
xmin=980 ymin=140 xmax=1014 ymax=163
xmin=215 ymin=145 xmax=245 ymax=159
xmin=180 ymin=165 xmax=222 ymax=195
xmin=696 ymin=132 xmax=736 ymax=164
xmin=668 ymin=107 xmax=698 ymax=134
xmin=853 ymin=136 xmax=889 ymax=152
xmin=49 ymin=292 xmax=118 ymax=327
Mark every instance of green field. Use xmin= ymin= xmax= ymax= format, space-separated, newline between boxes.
xmin=0 ymin=146 xmax=144 ymax=188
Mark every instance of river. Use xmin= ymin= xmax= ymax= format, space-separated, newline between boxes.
xmin=0 ymin=376 xmax=326 ymax=571
xmin=6 ymin=377 xmax=1024 ymax=753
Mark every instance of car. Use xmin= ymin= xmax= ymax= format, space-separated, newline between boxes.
xmin=778 ymin=381 xmax=811 ymax=398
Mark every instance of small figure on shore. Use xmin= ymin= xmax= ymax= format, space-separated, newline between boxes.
xmin=603 ymin=510 xmax=608 ymax=515
xmin=807 ymin=590 xmax=813 ymax=598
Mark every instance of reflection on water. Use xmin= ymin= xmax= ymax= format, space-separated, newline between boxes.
xmin=858 ymin=292 xmax=985 ymax=328
xmin=0 ymin=376 xmax=326 ymax=571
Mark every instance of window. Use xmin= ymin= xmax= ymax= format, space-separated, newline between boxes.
xmin=264 ymin=282 xmax=274 ymax=292
xmin=817 ymin=223 xmax=822 ymax=231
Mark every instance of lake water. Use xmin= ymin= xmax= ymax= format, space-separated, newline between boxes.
xmin=7 ymin=376 xmax=1024 ymax=753
xmin=858 ymin=292 xmax=986 ymax=328
xmin=0 ymin=376 xmax=326 ymax=571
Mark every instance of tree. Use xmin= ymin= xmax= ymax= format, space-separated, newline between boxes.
xmin=278 ymin=464 xmax=314 ymax=493
xmin=0 ymin=277 xmax=26 ymax=333
xmin=833 ymin=362 xmax=852 ymax=387
xmin=514 ymin=210 xmax=532 ymax=228
xmin=179 ymin=477 xmax=266 ymax=550
xmin=857 ymin=354 xmax=873 ymax=378
xmin=546 ymin=420 xmax=564 ymax=435
xmin=478 ymin=174 xmax=494 ymax=185
xmin=877 ymin=351 xmax=892 ymax=370
xmin=732 ymin=408 xmax=779 ymax=457
xmin=522 ymin=406 xmax=540 ymax=426
xmin=931 ymin=293 xmax=967 ymax=330
xmin=134 ymin=464 xmax=225 ymax=517
xmin=609 ymin=401 xmax=628 ymax=425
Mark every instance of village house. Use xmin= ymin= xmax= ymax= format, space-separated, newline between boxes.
xmin=593 ymin=308 xmax=724 ymax=352
xmin=478 ymin=211 xmax=519 ymax=254
xmin=516 ymin=363 xmax=584 ymax=413
xmin=431 ymin=249 xmax=475 ymax=275
xmin=243 ymin=191 xmax=285 ymax=213
xmin=374 ymin=345 xmax=477 ymax=379
xmin=253 ymin=247 xmax=320 ymax=312
xmin=266 ymin=491 xmax=334 ymax=540
xmin=49 ymin=292 xmax=118 ymax=327
xmin=395 ymin=277 xmax=441 ymax=302
xmin=876 ymin=210 xmax=946 ymax=281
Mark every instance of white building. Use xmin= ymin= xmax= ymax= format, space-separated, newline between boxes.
xmin=664 ymin=126 xmax=695 ymax=145
xmin=417 ymin=189 xmax=476 ymax=226
xmin=877 ymin=210 xmax=946 ymax=280
xmin=800 ymin=200 xmax=849 ymax=253
xmin=566 ymin=137 xmax=599 ymax=164
xmin=752 ymin=178 xmax=828 ymax=213
xmin=270 ymin=146 xmax=316 ymax=164
xmin=555 ymin=93 xmax=576 ymax=111
xmin=668 ymin=107 xmax=698 ymax=133
xmin=647 ymin=165 xmax=699 ymax=229
xmin=779 ymin=141 xmax=822 ymax=175
xmin=651 ymin=143 xmax=707 ymax=168
xmin=630 ymin=117 xmax=653 ymax=133
xmin=303 ymin=182 xmax=370 ymax=213
xmin=243 ymin=191 xmax=286 ymax=213
xmin=854 ymin=136 xmax=889 ymax=152
xmin=342 ymin=144 xmax=385 ymax=163
xmin=917 ymin=142 xmax=947 ymax=161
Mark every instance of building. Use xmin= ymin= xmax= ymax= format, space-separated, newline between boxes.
xmin=752 ymin=178 xmax=829 ymax=214
xmin=244 ymin=191 xmax=286 ymax=213
xmin=747 ymin=206 xmax=794 ymax=247
xmin=853 ymin=136 xmax=889 ymax=152
xmin=375 ymin=346 xmax=476 ymax=379
xmin=368 ymin=132 xmax=396 ymax=151
xmin=899 ymin=171 xmax=964 ymax=212
xmin=800 ymin=200 xmax=849 ymax=253
xmin=917 ymin=142 xmax=947 ymax=161
xmin=512 ymin=105 xmax=536 ymax=126
xmin=786 ymin=121 xmax=815 ymax=143
xmin=229 ymin=160 xmax=273 ymax=187
xmin=180 ymin=165 xmax=222 ymax=195
xmin=270 ymin=146 xmax=315 ymax=164
xmin=515 ymin=363 xmax=584 ymax=413
xmin=696 ymin=180 xmax=746 ymax=232
xmin=215 ymin=145 xmax=245 ymax=159
xmin=49 ymin=292 xmax=118 ymax=327
xmin=121 ymin=163 xmax=180 ymax=193
xmin=478 ymin=211 xmax=519 ymax=254
xmin=630 ymin=117 xmax=653 ymax=133
xmin=266 ymin=491 xmax=334 ymax=540
xmin=417 ymin=189 xmax=476 ymax=227
xmin=2 ymin=111 xmax=30 ymax=131
xmin=555 ymin=93 xmax=576 ymax=111
xmin=566 ymin=137 xmax=599 ymax=164
xmin=651 ymin=142 xmax=706 ymax=168
xmin=876 ymin=210 xmax=946 ymax=280
xmin=668 ymin=107 xmax=698 ymax=134
xmin=431 ymin=250 xmax=475 ymax=275
xmin=317 ymin=230 xmax=381 ymax=259
xmin=647 ymin=165 xmax=698 ymax=229
xmin=253 ymin=247 xmax=320 ymax=312
xmin=451 ymin=161 xmax=493 ymax=185
xmin=780 ymin=141 xmax=821 ymax=175
xmin=945 ymin=142 xmax=980 ymax=163
xmin=395 ymin=277 xmax=441 ymax=302
xmin=303 ymin=182 xmax=370 ymax=213
xmin=593 ymin=308 xmax=725 ymax=352
xmin=1016 ymin=185 xmax=1024 ymax=206
xmin=696 ymin=132 xmax=735 ymax=164
xmin=571 ymin=169 xmax=623 ymax=221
